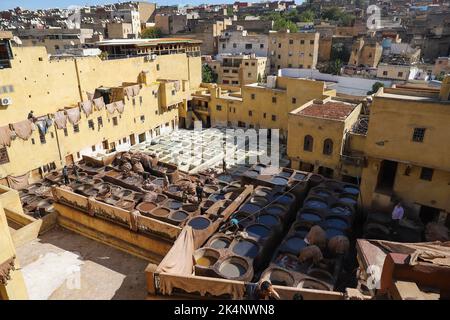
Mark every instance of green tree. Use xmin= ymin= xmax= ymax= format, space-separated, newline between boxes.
xmin=226 ymin=7 xmax=233 ymax=16
xmin=141 ymin=27 xmax=162 ymax=39
xmin=299 ymin=9 xmax=315 ymax=23
xmin=202 ymin=64 xmax=218 ymax=83
xmin=367 ymin=82 xmax=384 ymax=95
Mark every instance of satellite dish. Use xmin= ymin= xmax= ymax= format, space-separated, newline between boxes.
xmin=12 ymin=36 xmax=22 ymax=45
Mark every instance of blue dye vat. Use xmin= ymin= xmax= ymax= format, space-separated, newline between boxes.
xmin=304 ymin=199 xmax=328 ymax=210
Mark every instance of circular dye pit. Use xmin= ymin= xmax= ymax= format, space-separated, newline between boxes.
xmin=304 ymin=198 xmax=328 ymax=210
xmin=182 ymin=204 xmax=198 ymax=213
xmin=297 ymin=212 xmax=322 ymax=223
xmin=343 ymin=186 xmax=359 ymax=195
xmin=196 ymin=256 xmax=218 ymax=267
xmin=231 ymin=239 xmax=259 ymax=258
xmin=257 ymin=214 xmax=280 ymax=228
xmin=293 ymin=223 xmax=310 ymax=238
xmin=151 ymin=207 xmax=170 ymax=218
xmin=325 ymin=228 xmax=345 ymax=239
xmin=293 ymin=173 xmax=306 ymax=181
xmin=273 ymin=192 xmax=295 ymax=206
xmin=188 ymin=217 xmax=211 ymax=230
xmin=325 ymin=217 xmax=349 ymax=231
xmin=245 ymin=224 xmax=271 ymax=240
xmin=164 ymin=200 xmax=183 ymax=210
xmin=152 ymin=178 xmax=164 ymax=187
xmin=308 ymin=269 xmax=334 ymax=283
xmin=264 ymin=205 xmax=286 ymax=218
xmin=330 ymin=205 xmax=353 ymax=218
xmin=297 ymin=279 xmax=329 ymax=291
xmin=208 ymin=193 xmax=225 ymax=202
xmin=209 ymin=237 xmax=231 ymax=249
xmin=271 ymin=176 xmax=289 ymax=186
xmin=169 ymin=210 xmax=189 ymax=222
xmin=154 ymin=194 xmax=168 ymax=203
xmin=279 ymin=170 xmax=293 ymax=178
xmin=249 ymin=196 xmax=269 ymax=207
xmin=203 ymin=185 xmax=219 ymax=194
xmin=240 ymin=203 xmax=261 ymax=215
xmin=267 ymin=269 xmax=295 ymax=287
xmin=168 ymin=185 xmax=181 ymax=193
xmin=312 ymin=189 xmax=333 ymax=198
xmin=282 ymin=237 xmax=307 ymax=255
xmin=218 ymin=257 xmax=248 ymax=279
xmin=245 ymin=170 xmax=259 ymax=178
xmin=339 ymin=196 xmax=357 ymax=206
xmin=136 ymin=202 xmax=157 ymax=213
xmin=194 ymin=248 xmax=220 ymax=268
xmin=254 ymin=187 xmax=272 ymax=198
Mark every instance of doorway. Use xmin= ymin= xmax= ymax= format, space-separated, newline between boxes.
xmin=376 ymin=160 xmax=398 ymax=193
xmin=419 ymin=205 xmax=440 ymax=225
xmin=65 ymin=154 xmax=74 ymax=166
xmin=129 ymin=134 xmax=136 ymax=146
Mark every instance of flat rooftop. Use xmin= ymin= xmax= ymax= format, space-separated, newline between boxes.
xmin=96 ymin=38 xmax=202 ymax=46
xmin=296 ymin=101 xmax=357 ymax=121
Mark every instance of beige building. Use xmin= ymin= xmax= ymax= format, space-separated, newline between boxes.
xmin=154 ymin=14 xmax=187 ymax=35
xmin=287 ymin=97 xmax=362 ymax=180
xmin=207 ymin=54 xmax=269 ymax=86
xmin=107 ymin=22 xmax=135 ymax=39
xmin=0 ymin=36 xmax=201 ymax=182
xmin=268 ymin=31 xmax=319 ymax=72
xmin=376 ymin=64 xmax=421 ymax=81
xmin=349 ymin=38 xmax=383 ymax=68
xmin=356 ymin=80 xmax=450 ymax=226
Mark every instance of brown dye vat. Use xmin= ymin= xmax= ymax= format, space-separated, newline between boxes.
xmin=21 ymin=194 xmax=37 ymax=205
xmin=154 ymin=194 xmax=168 ymax=204
xmin=28 ymin=183 xmax=43 ymax=192
xmin=182 ymin=204 xmax=199 ymax=213
xmin=111 ymin=186 xmax=124 ymax=197
xmin=150 ymin=207 xmax=171 ymax=218
xmin=203 ymin=184 xmax=219 ymax=195
xmin=266 ymin=268 xmax=295 ymax=286
xmin=95 ymin=183 xmax=111 ymax=192
xmin=297 ymin=278 xmax=330 ymax=291
xmin=136 ymin=201 xmax=158 ymax=213
xmin=104 ymin=197 xmax=119 ymax=206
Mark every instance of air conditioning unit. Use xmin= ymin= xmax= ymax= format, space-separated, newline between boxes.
xmin=0 ymin=97 xmax=12 ymax=106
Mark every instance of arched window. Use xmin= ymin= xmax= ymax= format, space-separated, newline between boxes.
xmin=304 ymin=135 xmax=313 ymax=152
xmin=323 ymin=138 xmax=333 ymax=155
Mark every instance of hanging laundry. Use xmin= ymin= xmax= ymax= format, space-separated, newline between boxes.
xmin=93 ymin=97 xmax=105 ymax=110
xmin=0 ymin=125 xmax=13 ymax=147
xmin=79 ymin=100 xmax=93 ymax=116
xmin=66 ymin=107 xmax=81 ymax=125
xmin=54 ymin=110 xmax=68 ymax=129
xmin=11 ymin=119 xmax=33 ymax=140
xmin=35 ymin=120 xmax=48 ymax=135
xmin=106 ymin=103 xmax=116 ymax=115
xmin=86 ymin=92 xmax=95 ymax=101
xmin=115 ymin=100 xmax=125 ymax=114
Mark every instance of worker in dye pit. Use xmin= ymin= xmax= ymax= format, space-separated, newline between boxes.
xmin=255 ymin=281 xmax=280 ymax=300
xmin=72 ymin=164 xmax=79 ymax=180
xmin=62 ymin=165 xmax=70 ymax=185
xmin=163 ymin=174 xmax=170 ymax=190
xmin=391 ymin=201 xmax=404 ymax=234
xmin=196 ymin=183 xmax=204 ymax=203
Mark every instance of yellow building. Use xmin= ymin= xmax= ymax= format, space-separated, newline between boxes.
xmin=358 ymin=79 xmax=450 ymax=226
xmin=0 ymin=36 xmax=202 ymax=183
xmin=348 ymin=37 xmax=383 ymax=68
xmin=191 ymin=76 xmax=335 ymax=139
xmin=287 ymin=97 xmax=362 ymax=181
xmin=207 ymin=54 xmax=269 ymax=86
xmin=0 ymin=185 xmax=28 ymax=300
xmin=268 ymin=31 xmax=319 ymax=72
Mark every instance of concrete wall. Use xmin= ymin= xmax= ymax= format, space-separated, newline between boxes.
xmin=218 ymin=30 xmax=269 ymax=57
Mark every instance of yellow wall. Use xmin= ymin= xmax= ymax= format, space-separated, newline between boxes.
xmin=0 ymin=45 xmax=202 ymax=179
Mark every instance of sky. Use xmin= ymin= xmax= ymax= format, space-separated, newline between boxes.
xmin=0 ymin=0 xmax=249 ymax=11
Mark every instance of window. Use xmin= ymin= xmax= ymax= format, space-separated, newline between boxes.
xmin=132 ymin=98 xmax=136 ymax=106
xmin=249 ymin=111 xmax=253 ymax=117
xmin=171 ymin=90 xmax=176 ymax=96
xmin=260 ymin=44 xmax=264 ymax=49
xmin=222 ymin=43 xmax=226 ymax=49
xmin=420 ymin=167 xmax=434 ymax=181
xmin=0 ymin=147 xmax=10 ymax=164
xmin=278 ymin=43 xmax=281 ymax=48
xmin=233 ymin=43 xmax=237 ymax=48
xmin=248 ymin=73 xmax=252 ymax=77
xmin=277 ymin=55 xmax=281 ymax=59
xmin=245 ymin=44 xmax=252 ymax=49
xmin=73 ymin=124 xmax=80 ymax=133
xmin=323 ymin=138 xmax=333 ymax=155
xmin=272 ymin=97 xmax=276 ymax=103
xmin=263 ymin=113 xmax=266 ymax=119
xmin=140 ymin=115 xmax=145 ymax=122
xmin=39 ymin=132 xmax=46 ymax=144
xmin=123 ymin=138 xmax=127 ymax=143
xmin=251 ymin=62 xmax=255 ymax=66
xmin=88 ymin=119 xmax=94 ymax=130
xmin=292 ymin=97 xmax=296 ymax=104
xmin=412 ymin=128 xmax=425 ymax=142
xmin=216 ymin=105 xmax=222 ymax=111
xmin=113 ymin=117 xmax=118 ymax=126
xmin=245 ymin=62 xmax=249 ymax=66
xmin=63 ymin=128 xmax=68 ymax=136
xmin=310 ymin=40 xmax=314 ymax=45
xmin=91 ymin=145 xmax=96 ymax=152
xmin=289 ymin=39 xmax=293 ymax=44
xmin=156 ymin=64 xmax=160 ymax=71
xmin=97 ymin=116 xmax=103 ymax=127
xmin=304 ymin=135 xmax=313 ymax=151
xmin=299 ymin=64 xmax=303 ymax=68
xmin=300 ymin=40 xmax=305 ymax=44
xmin=139 ymin=96 xmax=143 ymax=105
xmin=383 ymin=71 xmax=388 ymax=76
xmin=398 ymin=72 xmax=403 ymax=77
xmin=271 ymin=115 xmax=277 ymax=121
xmin=251 ymin=94 xmax=255 ymax=100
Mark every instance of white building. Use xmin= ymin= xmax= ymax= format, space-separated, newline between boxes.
xmin=218 ymin=26 xmax=269 ymax=57
xmin=111 ymin=9 xmax=141 ymax=38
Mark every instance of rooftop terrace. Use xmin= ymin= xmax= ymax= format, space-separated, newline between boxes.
xmin=295 ymin=101 xmax=357 ymax=121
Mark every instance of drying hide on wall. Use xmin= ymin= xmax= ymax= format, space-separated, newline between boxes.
xmin=6 ymin=172 xmax=30 ymax=190
xmin=79 ymin=100 xmax=93 ymax=116
xmin=54 ymin=111 xmax=68 ymax=129
xmin=93 ymin=97 xmax=105 ymax=111
xmin=115 ymin=100 xmax=125 ymax=114
xmin=106 ymin=103 xmax=116 ymax=115
xmin=66 ymin=107 xmax=81 ymax=125
xmin=11 ymin=119 xmax=33 ymax=140
xmin=0 ymin=125 xmax=13 ymax=147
